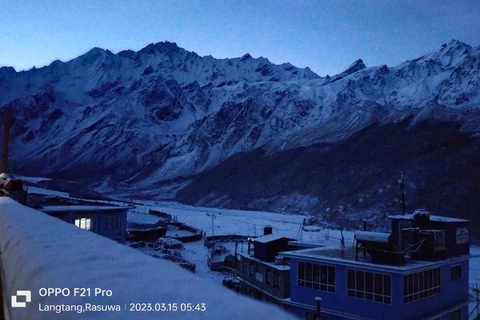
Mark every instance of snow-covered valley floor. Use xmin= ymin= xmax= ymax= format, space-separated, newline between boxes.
xmin=128 ymin=200 xmax=353 ymax=283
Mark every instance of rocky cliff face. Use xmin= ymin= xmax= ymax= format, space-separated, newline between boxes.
xmin=1 ymin=40 xmax=480 ymax=231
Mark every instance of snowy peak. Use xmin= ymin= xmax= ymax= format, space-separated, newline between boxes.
xmin=443 ymin=39 xmax=471 ymax=51
xmin=240 ymin=53 xmax=253 ymax=62
xmin=344 ymin=59 xmax=366 ymax=74
xmin=328 ymin=59 xmax=366 ymax=83
xmin=139 ymin=41 xmax=182 ymax=56
xmin=415 ymin=39 xmax=473 ymax=67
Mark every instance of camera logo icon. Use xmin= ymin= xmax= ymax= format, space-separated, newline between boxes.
xmin=11 ymin=290 xmax=31 ymax=308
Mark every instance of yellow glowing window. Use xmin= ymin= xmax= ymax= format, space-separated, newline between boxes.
xmin=75 ymin=218 xmax=92 ymax=231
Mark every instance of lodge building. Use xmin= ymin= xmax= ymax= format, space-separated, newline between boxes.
xmin=279 ymin=210 xmax=471 ymax=320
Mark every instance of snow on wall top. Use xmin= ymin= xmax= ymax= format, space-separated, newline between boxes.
xmin=40 ymin=205 xmax=131 ymax=212
xmin=0 ymin=198 xmax=296 ymax=320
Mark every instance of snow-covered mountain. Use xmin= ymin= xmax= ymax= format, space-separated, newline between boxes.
xmin=1 ymin=40 xmax=480 ymax=231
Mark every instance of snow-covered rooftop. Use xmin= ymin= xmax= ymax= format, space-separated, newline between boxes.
xmin=254 ymin=234 xmax=293 ymax=244
xmin=40 ymin=205 xmax=132 ymax=212
xmin=388 ymin=214 xmax=469 ymax=223
xmin=0 ymin=198 xmax=296 ymax=320
xmin=237 ymin=252 xmax=290 ymax=271
xmin=280 ymin=246 xmax=473 ymax=272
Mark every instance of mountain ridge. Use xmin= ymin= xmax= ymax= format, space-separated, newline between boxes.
xmin=1 ymin=39 xmax=480 ymax=235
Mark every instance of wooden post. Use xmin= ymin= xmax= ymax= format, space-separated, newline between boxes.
xmin=234 ymin=241 xmax=238 ymax=280
xmin=211 ymin=214 xmax=215 ymax=237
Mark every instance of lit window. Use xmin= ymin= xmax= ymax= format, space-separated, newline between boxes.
xmin=74 ymin=218 xmax=92 ymax=231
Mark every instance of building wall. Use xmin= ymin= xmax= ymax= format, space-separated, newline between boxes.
xmin=254 ymin=238 xmax=294 ymax=262
xmin=238 ymin=255 xmax=290 ymax=299
xmin=96 ymin=209 xmax=127 ymax=244
xmin=45 ymin=208 xmax=127 ymax=243
xmin=398 ymin=260 xmax=469 ymax=320
xmin=289 ymin=258 xmax=469 ymax=320
xmin=290 ymin=259 xmax=397 ymax=320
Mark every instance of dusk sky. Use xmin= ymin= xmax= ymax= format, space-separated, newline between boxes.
xmin=1 ymin=0 xmax=479 ymax=76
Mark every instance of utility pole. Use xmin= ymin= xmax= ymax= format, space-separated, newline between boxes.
xmin=234 ymin=241 xmax=238 ymax=280
xmin=400 ymin=172 xmax=406 ymax=215
xmin=211 ymin=214 xmax=216 ymax=237
xmin=474 ymin=282 xmax=480 ymax=318
xmin=340 ymin=224 xmax=345 ymax=252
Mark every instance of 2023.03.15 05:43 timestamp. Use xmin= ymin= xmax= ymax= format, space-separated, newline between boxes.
xmin=128 ymin=303 xmax=206 ymax=312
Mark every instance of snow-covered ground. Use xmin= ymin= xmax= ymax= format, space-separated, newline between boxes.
xmin=0 ymin=197 xmax=297 ymax=320
xmin=142 ymin=200 xmax=352 ymax=244
xmin=126 ymin=200 xmax=354 ymax=282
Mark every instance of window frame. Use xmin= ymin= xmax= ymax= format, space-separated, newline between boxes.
xmin=403 ymin=267 xmax=441 ymax=304
xmin=266 ymin=268 xmax=272 ymax=286
xmin=74 ymin=216 xmax=93 ymax=231
xmin=451 ymin=308 xmax=462 ymax=320
xmin=297 ymin=261 xmax=335 ymax=293
xmin=451 ymin=264 xmax=462 ymax=282
xmin=346 ymin=269 xmax=391 ymax=305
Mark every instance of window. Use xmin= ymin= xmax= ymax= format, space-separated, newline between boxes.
xmin=451 ymin=308 xmax=461 ymax=320
xmin=403 ymin=268 xmax=441 ymax=304
xmin=273 ymin=271 xmax=281 ymax=288
xmin=347 ymin=269 xmax=391 ymax=304
xmin=75 ymin=217 xmax=92 ymax=231
xmin=298 ymin=262 xmax=335 ymax=293
xmin=250 ymin=262 xmax=255 ymax=276
xmin=266 ymin=269 xmax=272 ymax=285
xmin=106 ymin=215 xmax=119 ymax=229
xmin=451 ymin=265 xmax=462 ymax=281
